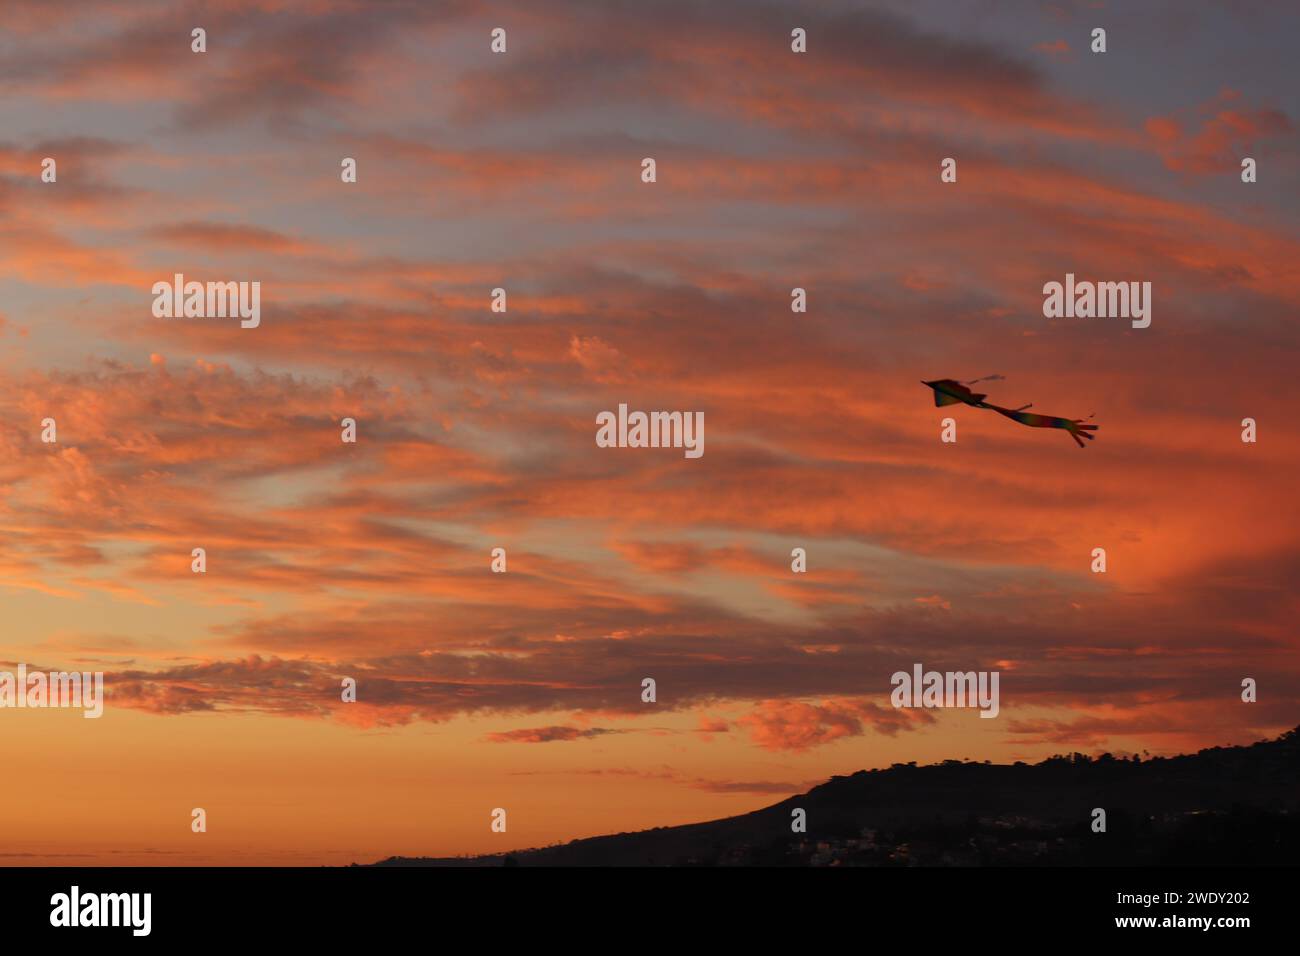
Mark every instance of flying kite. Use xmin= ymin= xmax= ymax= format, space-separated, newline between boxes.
xmin=922 ymin=377 xmax=1098 ymax=448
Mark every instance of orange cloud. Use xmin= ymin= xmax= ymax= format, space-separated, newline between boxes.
xmin=738 ymin=699 xmax=935 ymax=752
xmin=1147 ymin=89 xmax=1294 ymax=174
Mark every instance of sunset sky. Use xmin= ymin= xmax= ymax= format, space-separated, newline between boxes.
xmin=2 ymin=0 xmax=1298 ymax=864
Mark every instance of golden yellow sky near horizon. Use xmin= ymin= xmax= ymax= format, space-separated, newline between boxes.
xmin=12 ymin=709 xmax=884 ymax=865
xmin=3 ymin=701 xmax=1249 ymax=865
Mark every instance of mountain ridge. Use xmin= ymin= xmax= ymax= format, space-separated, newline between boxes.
xmin=368 ymin=724 xmax=1300 ymax=866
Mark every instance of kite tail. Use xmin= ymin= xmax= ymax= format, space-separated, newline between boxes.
xmin=1070 ymin=423 xmax=1097 ymax=448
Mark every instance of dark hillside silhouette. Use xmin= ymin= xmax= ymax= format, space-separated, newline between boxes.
xmin=370 ymin=725 xmax=1300 ymax=867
